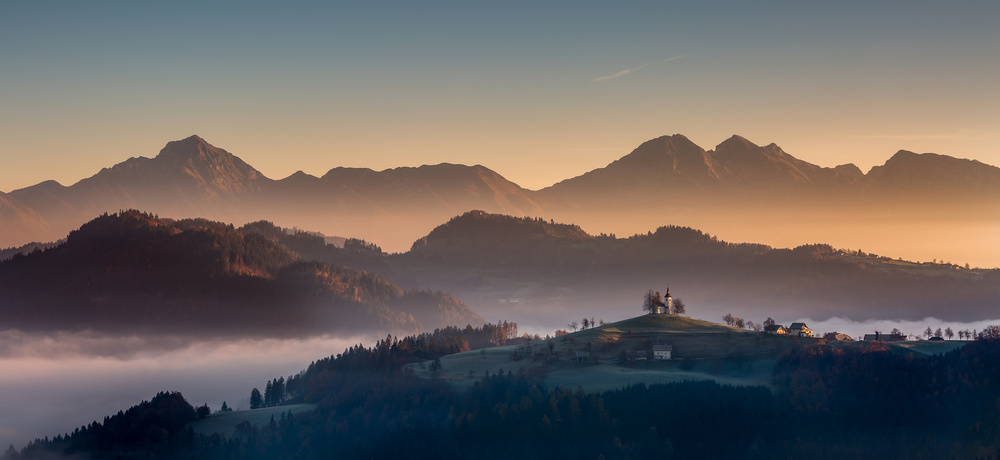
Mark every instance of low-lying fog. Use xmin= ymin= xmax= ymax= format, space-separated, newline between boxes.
xmin=0 ymin=331 xmax=374 ymax=450
xmin=5 ymin=315 xmax=1000 ymax=450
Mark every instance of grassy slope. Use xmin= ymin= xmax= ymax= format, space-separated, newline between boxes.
xmin=188 ymin=404 xmax=317 ymax=437
xmin=891 ymin=340 xmax=967 ymax=355
xmin=407 ymin=314 xmax=814 ymax=392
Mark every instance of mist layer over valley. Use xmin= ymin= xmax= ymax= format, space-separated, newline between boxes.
xmin=0 ymin=331 xmax=374 ymax=450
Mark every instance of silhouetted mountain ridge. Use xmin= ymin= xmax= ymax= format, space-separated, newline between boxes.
xmin=381 ymin=210 xmax=999 ymax=324
xmin=865 ymin=150 xmax=1000 ymax=197
xmin=2 ymin=134 xmax=998 ymax=258
xmin=0 ymin=210 xmax=482 ymax=336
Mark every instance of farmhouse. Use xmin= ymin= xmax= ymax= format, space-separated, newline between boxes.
xmin=652 ymin=345 xmax=673 ymax=360
xmin=575 ymin=351 xmax=590 ymax=362
xmin=788 ymin=322 xmax=813 ymax=338
xmin=764 ymin=324 xmax=788 ymax=335
xmin=626 ymin=350 xmax=648 ymax=361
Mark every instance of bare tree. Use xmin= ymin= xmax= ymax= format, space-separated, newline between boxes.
xmin=924 ymin=327 xmax=933 ymax=338
xmin=723 ymin=313 xmax=734 ymax=326
xmin=642 ymin=290 xmax=663 ymax=314
xmin=582 ymin=318 xmax=590 ymax=330
xmin=734 ymin=317 xmax=746 ymax=329
xmin=569 ymin=321 xmax=578 ymax=332
xmin=934 ymin=327 xmax=943 ymax=338
xmin=673 ymin=298 xmax=686 ymax=315
xmin=945 ymin=327 xmax=954 ymax=340
xmin=978 ymin=325 xmax=1000 ymax=341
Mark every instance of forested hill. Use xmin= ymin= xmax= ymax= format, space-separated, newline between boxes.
xmin=384 ymin=210 xmax=1000 ymax=323
xmin=0 ymin=210 xmax=482 ymax=336
xmin=408 ymin=210 xmax=593 ymax=267
xmin=406 ymin=210 xmax=763 ymax=267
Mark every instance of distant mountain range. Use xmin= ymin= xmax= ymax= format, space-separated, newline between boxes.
xmin=539 ymin=133 xmax=1000 ymax=202
xmin=2 ymin=134 xmax=999 ymax=259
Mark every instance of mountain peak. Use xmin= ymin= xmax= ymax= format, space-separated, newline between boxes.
xmin=882 ymin=150 xmax=976 ymax=169
xmin=72 ymin=135 xmax=269 ymax=198
xmin=866 ymin=150 xmax=1000 ymax=193
xmin=155 ymin=134 xmax=222 ymax=162
xmin=714 ymin=134 xmax=760 ymax=153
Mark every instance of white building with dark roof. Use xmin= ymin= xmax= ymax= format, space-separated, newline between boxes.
xmin=652 ymin=345 xmax=673 ymax=360
xmin=788 ymin=322 xmax=813 ymax=338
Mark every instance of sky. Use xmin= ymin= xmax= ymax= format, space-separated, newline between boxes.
xmin=1 ymin=1 xmax=998 ymax=192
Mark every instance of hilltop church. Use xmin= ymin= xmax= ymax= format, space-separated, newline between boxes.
xmin=652 ymin=288 xmax=678 ymax=315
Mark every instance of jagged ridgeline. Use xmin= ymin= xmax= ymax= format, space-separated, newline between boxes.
xmin=0 ymin=210 xmax=481 ymax=336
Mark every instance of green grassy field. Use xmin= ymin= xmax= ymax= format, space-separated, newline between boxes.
xmin=188 ymin=404 xmax=317 ymax=438
xmin=891 ymin=340 xmax=967 ymax=355
xmin=407 ymin=314 xmax=813 ymax=392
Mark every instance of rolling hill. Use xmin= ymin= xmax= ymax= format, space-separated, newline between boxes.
xmin=381 ymin=210 xmax=1000 ymax=325
xmin=0 ymin=210 xmax=482 ymax=336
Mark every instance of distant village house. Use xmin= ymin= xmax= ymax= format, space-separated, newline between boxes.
xmin=764 ymin=324 xmax=788 ymax=335
xmin=863 ymin=331 xmax=905 ymax=342
xmin=787 ymin=323 xmax=813 ymax=338
xmin=626 ymin=350 xmax=649 ymax=361
xmin=652 ymin=345 xmax=673 ymax=360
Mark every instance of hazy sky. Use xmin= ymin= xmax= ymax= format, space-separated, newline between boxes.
xmin=1 ymin=1 xmax=998 ymax=192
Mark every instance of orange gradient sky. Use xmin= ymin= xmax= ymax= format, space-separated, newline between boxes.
xmin=1 ymin=2 xmax=997 ymax=192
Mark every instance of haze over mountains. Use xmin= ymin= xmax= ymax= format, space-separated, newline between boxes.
xmin=2 ymin=134 xmax=999 ymax=266
xmin=0 ymin=210 xmax=481 ymax=336
xmin=380 ymin=211 xmax=998 ymax=327
xmin=4 ymin=209 xmax=995 ymax=339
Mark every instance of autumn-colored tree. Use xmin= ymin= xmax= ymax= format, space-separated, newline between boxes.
xmin=673 ymin=298 xmax=686 ymax=315
xmin=642 ymin=290 xmax=664 ymax=314
xmin=723 ymin=313 xmax=734 ymax=326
